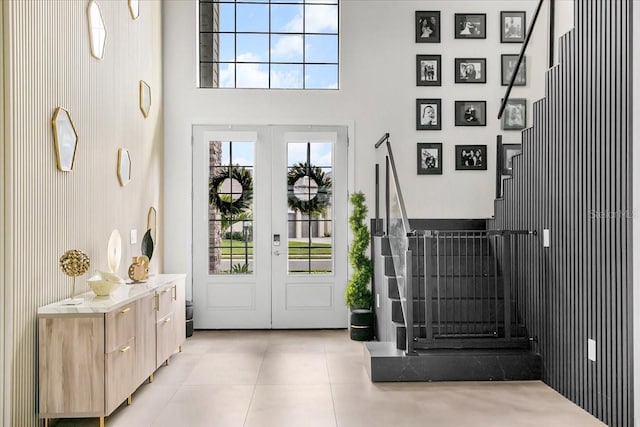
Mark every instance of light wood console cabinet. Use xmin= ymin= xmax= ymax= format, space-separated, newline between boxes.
xmin=38 ymin=274 xmax=186 ymax=426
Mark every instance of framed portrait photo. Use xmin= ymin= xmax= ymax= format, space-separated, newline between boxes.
xmin=416 ymin=55 xmax=441 ymax=86
xmin=502 ymin=98 xmax=527 ymax=130
xmin=456 ymin=145 xmax=487 ymax=170
xmin=416 ymin=99 xmax=442 ymax=130
xmin=417 ymin=143 xmax=443 ymax=175
xmin=454 ymin=58 xmax=486 ymax=83
xmin=501 ymin=54 xmax=526 ymax=86
xmin=454 ymin=101 xmax=486 ymax=126
xmin=415 ymin=11 xmax=441 ymax=43
xmin=454 ymin=13 xmax=486 ymax=39
xmin=501 ymin=143 xmax=522 ymax=175
xmin=501 ymin=11 xmax=526 ymax=43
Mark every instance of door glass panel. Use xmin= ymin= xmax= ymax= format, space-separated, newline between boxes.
xmin=209 ymin=140 xmax=255 ymax=275
xmin=287 ymin=142 xmax=333 ymax=274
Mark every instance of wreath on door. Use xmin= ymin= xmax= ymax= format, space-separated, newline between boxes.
xmin=209 ymin=166 xmax=254 ymax=216
xmin=287 ymin=162 xmax=332 ymax=215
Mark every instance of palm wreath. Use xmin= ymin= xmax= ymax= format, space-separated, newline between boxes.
xmin=287 ymin=162 xmax=332 ymax=215
xmin=209 ymin=165 xmax=254 ymax=216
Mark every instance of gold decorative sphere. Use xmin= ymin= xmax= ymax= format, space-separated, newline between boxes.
xmin=59 ymin=249 xmax=90 ymax=277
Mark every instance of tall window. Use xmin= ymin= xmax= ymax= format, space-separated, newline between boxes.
xmin=198 ymin=0 xmax=339 ymax=89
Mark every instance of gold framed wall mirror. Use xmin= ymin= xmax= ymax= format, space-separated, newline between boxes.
xmin=51 ymin=107 xmax=79 ymax=172
xmin=87 ymin=1 xmax=106 ymax=59
xmin=117 ymin=148 xmax=131 ymax=186
xmin=147 ymin=207 xmax=157 ymax=244
xmin=139 ymin=80 xmax=151 ymax=118
xmin=128 ymin=0 xmax=140 ymax=20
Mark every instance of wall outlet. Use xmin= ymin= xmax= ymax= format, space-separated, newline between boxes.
xmin=543 ymin=229 xmax=550 ymax=248
xmin=130 ymin=229 xmax=137 ymax=245
xmin=588 ymin=339 xmax=596 ymax=362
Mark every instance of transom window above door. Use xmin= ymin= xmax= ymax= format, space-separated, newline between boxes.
xmin=198 ymin=0 xmax=339 ymax=89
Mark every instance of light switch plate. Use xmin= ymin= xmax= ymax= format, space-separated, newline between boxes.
xmin=543 ymin=229 xmax=550 ymax=248
xmin=588 ymin=339 xmax=596 ymax=362
xmin=130 ymin=229 xmax=137 ymax=245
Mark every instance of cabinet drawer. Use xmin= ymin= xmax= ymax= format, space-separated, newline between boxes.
xmin=156 ymin=311 xmax=175 ymax=368
xmin=105 ymin=337 xmax=136 ymax=414
xmin=106 ymin=302 xmax=136 ymax=353
xmin=156 ymin=283 xmax=175 ymax=319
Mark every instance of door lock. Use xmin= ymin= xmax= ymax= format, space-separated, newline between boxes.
xmin=273 ymin=234 xmax=280 ymax=246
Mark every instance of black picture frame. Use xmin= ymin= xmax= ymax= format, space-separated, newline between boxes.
xmin=501 ymin=54 xmax=526 ymax=86
xmin=454 ymin=13 xmax=486 ymax=39
xmin=416 ymin=55 xmax=441 ymax=86
xmin=417 ymin=143 xmax=443 ymax=175
xmin=502 ymin=98 xmax=527 ymax=130
xmin=501 ymin=143 xmax=522 ymax=175
xmin=501 ymin=11 xmax=526 ymax=43
xmin=454 ymin=58 xmax=486 ymax=83
xmin=456 ymin=145 xmax=487 ymax=170
xmin=416 ymin=11 xmax=441 ymax=43
xmin=416 ymin=99 xmax=442 ymax=130
xmin=454 ymin=101 xmax=486 ymax=126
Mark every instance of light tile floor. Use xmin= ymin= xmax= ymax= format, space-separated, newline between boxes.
xmin=54 ymin=330 xmax=605 ymax=427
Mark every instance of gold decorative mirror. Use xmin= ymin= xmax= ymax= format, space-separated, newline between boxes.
xmin=147 ymin=207 xmax=157 ymax=244
xmin=107 ymin=229 xmax=122 ymax=273
xmin=87 ymin=1 xmax=106 ymax=59
xmin=128 ymin=0 xmax=139 ymax=20
xmin=51 ymin=107 xmax=79 ymax=172
xmin=117 ymin=148 xmax=132 ymax=186
xmin=139 ymin=80 xmax=151 ymax=118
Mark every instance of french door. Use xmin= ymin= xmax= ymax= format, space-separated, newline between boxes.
xmin=192 ymin=125 xmax=348 ymax=329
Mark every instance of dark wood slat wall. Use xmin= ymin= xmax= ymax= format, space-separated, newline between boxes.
xmin=490 ymin=1 xmax=632 ymax=426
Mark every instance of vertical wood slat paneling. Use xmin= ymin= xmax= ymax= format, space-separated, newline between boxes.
xmin=490 ymin=1 xmax=632 ymax=426
xmin=5 ymin=2 xmax=163 ymax=426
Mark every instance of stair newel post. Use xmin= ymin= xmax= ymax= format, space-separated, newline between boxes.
xmin=424 ymin=232 xmax=433 ymax=341
xmin=405 ymin=233 xmax=416 ymax=355
xmin=502 ymin=232 xmax=512 ymax=340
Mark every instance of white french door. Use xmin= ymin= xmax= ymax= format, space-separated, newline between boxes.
xmin=192 ymin=125 xmax=348 ymax=329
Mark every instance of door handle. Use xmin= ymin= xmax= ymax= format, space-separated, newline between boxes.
xmin=273 ymin=250 xmax=280 ymax=256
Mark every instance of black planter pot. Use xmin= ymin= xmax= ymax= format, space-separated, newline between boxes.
xmin=350 ymin=308 xmax=374 ymax=341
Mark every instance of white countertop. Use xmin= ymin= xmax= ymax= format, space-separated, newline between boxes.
xmin=38 ymin=274 xmax=186 ymax=315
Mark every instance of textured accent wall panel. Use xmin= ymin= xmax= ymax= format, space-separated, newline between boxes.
xmin=490 ymin=1 xmax=632 ymax=426
xmin=4 ymin=1 xmax=163 ymax=425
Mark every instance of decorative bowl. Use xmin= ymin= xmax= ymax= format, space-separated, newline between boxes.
xmin=87 ymin=271 xmax=124 ymax=296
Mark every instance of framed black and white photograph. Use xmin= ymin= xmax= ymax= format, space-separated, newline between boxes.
xmin=417 ymin=143 xmax=442 ymax=175
xmin=501 ymin=54 xmax=526 ymax=86
xmin=502 ymin=98 xmax=527 ymax=130
xmin=416 ymin=98 xmax=442 ymax=130
xmin=454 ymin=13 xmax=486 ymax=39
xmin=454 ymin=101 xmax=486 ymax=126
xmin=456 ymin=145 xmax=487 ymax=170
xmin=454 ymin=58 xmax=486 ymax=83
xmin=501 ymin=143 xmax=522 ymax=175
xmin=416 ymin=55 xmax=441 ymax=86
xmin=415 ymin=11 xmax=441 ymax=43
xmin=501 ymin=11 xmax=526 ymax=43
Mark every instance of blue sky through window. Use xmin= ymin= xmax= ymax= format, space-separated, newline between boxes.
xmin=202 ymin=0 xmax=339 ymax=89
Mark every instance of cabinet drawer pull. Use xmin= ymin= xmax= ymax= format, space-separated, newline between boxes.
xmin=119 ymin=307 xmax=131 ymax=314
xmin=162 ymin=288 xmax=171 ymax=294
xmin=119 ymin=345 xmax=131 ymax=353
xmin=172 ymin=286 xmax=177 ymax=301
xmin=163 ymin=317 xmax=171 ymax=324
xmin=154 ymin=294 xmax=160 ymax=311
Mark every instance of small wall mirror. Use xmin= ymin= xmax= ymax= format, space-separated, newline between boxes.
xmin=139 ymin=80 xmax=151 ymax=118
xmin=51 ymin=107 xmax=78 ymax=172
xmin=87 ymin=1 xmax=106 ymax=59
xmin=147 ymin=206 xmax=157 ymax=244
xmin=107 ymin=229 xmax=122 ymax=273
xmin=117 ymin=148 xmax=132 ymax=186
xmin=128 ymin=0 xmax=139 ymax=20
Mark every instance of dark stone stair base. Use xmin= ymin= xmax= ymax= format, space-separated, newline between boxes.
xmin=364 ymin=342 xmax=541 ymax=382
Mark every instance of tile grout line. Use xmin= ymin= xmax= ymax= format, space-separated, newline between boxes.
xmin=325 ymin=342 xmax=339 ymax=427
xmin=243 ymin=334 xmax=269 ymax=427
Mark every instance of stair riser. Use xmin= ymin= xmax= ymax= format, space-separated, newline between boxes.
xmin=388 ymin=277 xmax=503 ymax=299
xmin=391 ymin=299 xmax=516 ymax=323
xmin=386 ymin=256 xmax=498 ymax=277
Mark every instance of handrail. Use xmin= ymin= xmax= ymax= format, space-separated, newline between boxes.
xmin=374 ymin=133 xmax=411 ymax=234
xmin=497 ymin=0 xmax=545 ymax=120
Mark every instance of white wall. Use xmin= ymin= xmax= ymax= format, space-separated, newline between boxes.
xmin=3 ymin=1 xmax=163 ymax=425
xmin=163 ymin=0 xmax=549 ymax=297
xmin=553 ymin=0 xmax=575 ymax=64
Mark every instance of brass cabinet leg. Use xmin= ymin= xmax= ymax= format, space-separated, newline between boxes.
xmin=127 ymin=395 xmax=132 ymax=405
xmin=179 ymin=345 xmax=183 ymax=352
xmin=99 ymin=417 xmax=104 ymax=427
xmin=149 ymin=373 xmax=154 ymax=383
xmin=44 ymin=419 xmax=48 ymax=427
xmin=166 ymin=356 xmax=171 ymax=366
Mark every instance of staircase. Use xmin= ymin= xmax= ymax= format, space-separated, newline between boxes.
xmin=365 ymin=223 xmax=541 ymax=382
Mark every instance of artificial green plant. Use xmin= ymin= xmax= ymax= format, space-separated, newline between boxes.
xmin=344 ymin=191 xmax=373 ymax=309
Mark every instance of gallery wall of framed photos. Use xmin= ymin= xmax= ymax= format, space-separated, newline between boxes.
xmin=413 ymin=3 xmax=546 ymax=181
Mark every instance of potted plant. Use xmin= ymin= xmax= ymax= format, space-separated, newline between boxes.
xmin=345 ymin=191 xmax=374 ymax=341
